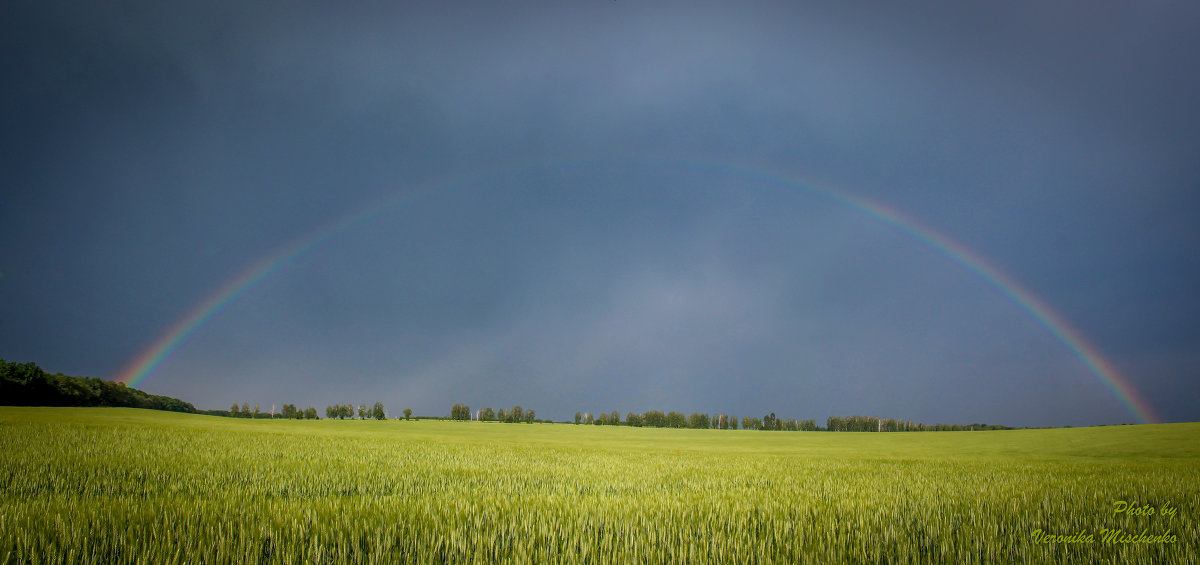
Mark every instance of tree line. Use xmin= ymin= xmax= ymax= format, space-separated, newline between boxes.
xmin=573 ymin=409 xmax=1010 ymax=432
xmin=0 ymin=358 xmax=1013 ymax=431
xmin=218 ymin=403 xmax=322 ymax=419
xmin=574 ymin=410 xmax=758 ymax=429
xmin=825 ymin=415 xmax=1010 ymax=432
xmin=214 ymin=402 xmax=411 ymax=420
xmin=223 ymin=402 xmax=416 ymax=420
xmin=324 ymin=403 xmax=394 ymax=420
xmin=450 ymin=404 xmax=539 ymax=423
xmin=1 ymin=359 xmax=195 ymax=413
xmin=0 ymin=358 xmax=419 ymax=422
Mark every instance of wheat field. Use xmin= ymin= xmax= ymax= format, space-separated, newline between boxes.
xmin=1 ymin=407 xmax=1196 ymax=564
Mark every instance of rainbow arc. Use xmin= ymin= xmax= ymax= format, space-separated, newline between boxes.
xmin=114 ymin=158 xmax=1159 ymax=424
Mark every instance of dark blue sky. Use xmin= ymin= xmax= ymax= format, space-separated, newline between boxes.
xmin=3 ymin=1 xmax=1197 ymax=426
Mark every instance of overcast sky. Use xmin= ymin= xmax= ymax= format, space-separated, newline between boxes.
xmin=3 ymin=1 xmax=1197 ymax=426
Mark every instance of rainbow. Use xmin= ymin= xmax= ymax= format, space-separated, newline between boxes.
xmin=112 ymin=167 xmax=511 ymax=389
xmin=114 ymin=158 xmax=1159 ymax=424
xmin=688 ymin=160 xmax=1160 ymax=425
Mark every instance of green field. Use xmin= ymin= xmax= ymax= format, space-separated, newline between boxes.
xmin=1 ymin=408 xmax=1197 ymax=563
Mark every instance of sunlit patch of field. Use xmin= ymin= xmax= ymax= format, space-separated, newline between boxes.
xmin=1 ymin=408 xmax=1197 ymax=563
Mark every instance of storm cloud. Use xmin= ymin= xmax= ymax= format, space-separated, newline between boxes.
xmin=3 ymin=1 xmax=1198 ymax=426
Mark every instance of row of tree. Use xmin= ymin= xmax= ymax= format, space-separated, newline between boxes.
xmin=826 ymin=416 xmax=1010 ymax=432
xmin=226 ymin=403 xmax=268 ymax=418
xmin=209 ymin=403 xmax=318 ymax=419
xmin=576 ymin=410 xmax=763 ymax=429
xmin=282 ymin=404 xmax=318 ymax=419
xmin=574 ymin=409 xmax=1010 ymax=432
xmin=576 ymin=410 xmax=742 ymax=429
xmin=450 ymin=404 xmax=538 ymax=423
xmin=324 ymin=403 xmax=390 ymax=420
xmin=1 ymin=358 xmax=1014 ymax=431
xmin=1 ymin=359 xmax=196 ymax=412
xmin=744 ymin=414 xmax=820 ymax=431
xmin=221 ymin=402 xmax=410 ymax=420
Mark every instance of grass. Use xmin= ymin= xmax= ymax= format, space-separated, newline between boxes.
xmin=1 ymin=407 xmax=1197 ymax=564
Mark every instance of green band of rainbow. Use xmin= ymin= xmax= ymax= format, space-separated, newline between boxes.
xmin=114 ymin=158 xmax=1159 ymax=424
